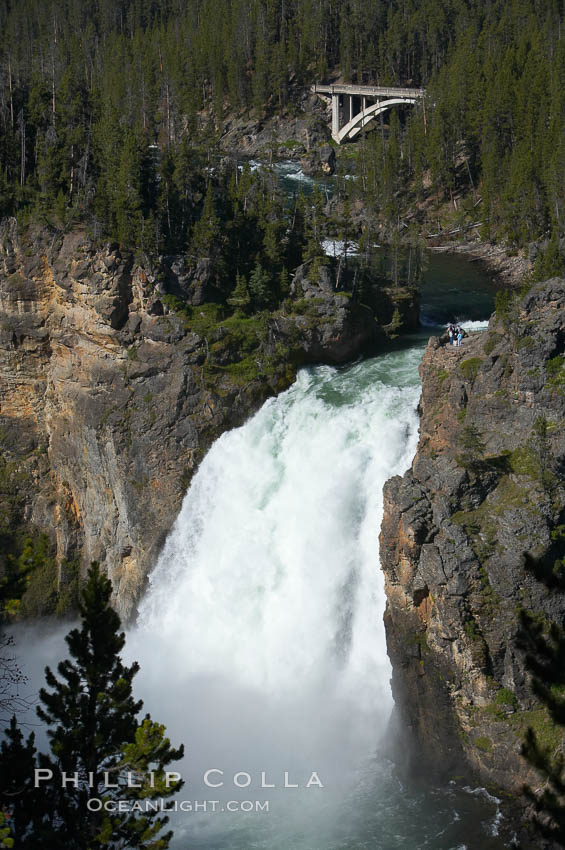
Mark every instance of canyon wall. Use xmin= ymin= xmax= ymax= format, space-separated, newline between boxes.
xmin=381 ymin=279 xmax=565 ymax=792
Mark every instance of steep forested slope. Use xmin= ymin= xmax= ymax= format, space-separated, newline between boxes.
xmin=0 ymin=0 xmax=564 ymax=265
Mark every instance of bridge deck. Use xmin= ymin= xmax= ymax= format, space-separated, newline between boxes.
xmin=313 ymin=83 xmax=425 ymax=98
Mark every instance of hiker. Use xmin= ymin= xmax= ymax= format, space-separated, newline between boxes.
xmin=457 ymin=329 xmax=463 ymax=346
xmin=448 ymin=324 xmax=454 ymax=345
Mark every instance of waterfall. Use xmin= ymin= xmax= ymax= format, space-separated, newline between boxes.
xmin=10 ymin=255 xmax=503 ymax=848
xmin=127 ymin=347 xmax=423 ymax=847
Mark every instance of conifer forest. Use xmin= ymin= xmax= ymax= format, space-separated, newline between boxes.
xmin=0 ymin=0 xmax=564 ymax=264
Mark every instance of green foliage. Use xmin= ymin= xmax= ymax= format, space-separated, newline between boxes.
xmin=546 ymin=355 xmax=565 ymax=390
xmin=0 ymin=811 xmax=14 ymax=849
xmin=460 ymin=358 xmax=483 ymax=382
xmin=494 ymin=290 xmax=515 ymax=328
xmin=0 ymin=0 xmax=563 ymax=253
xmin=227 ymin=273 xmax=251 ymax=315
xmin=518 ymin=550 xmax=565 ymax=841
xmin=509 ymin=446 xmax=539 ymax=478
xmin=279 ymin=267 xmax=290 ymax=299
xmin=0 ymin=530 xmax=80 ymax=619
xmin=17 ymin=540 xmax=58 ymax=618
xmin=507 ymin=707 xmax=562 ymax=752
xmin=473 ymin=735 xmax=493 ymax=753
xmin=13 ymin=562 xmax=185 ymax=848
xmin=0 ymin=533 xmax=57 ymax=618
xmin=248 ymin=261 xmax=272 ymax=310
xmin=483 ymin=334 xmax=499 ymax=356
xmin=532 ymin=233 xmax=565 ymax=282
xmin=114 ymin=129 xmax=145 ymax=249
xmin=55 ymin=555 xmax=81 ymax=616
xmin=494 ymin=687 xmax=518 ymax=709
xmin=161 ymin=294 xmax=191 ymax=320
xmin=457 ymin=424 xmax=486 ymax=469
xmin=478 ymin=563 xmax=500 ymax=611
xmin=530 ymin=416 xmax=556 ymax=493
xmin=386 ymin=307 xmax=403 ymax=334
xmin=0 ymin=716 xmax=45 ymax=848
xmin=190 ymin=183 xmax=221 ymax=260
xmin=514 ymin=334 xmax=535 ymax=351
xmin=464 ymin=619 xmax=479 ymax=640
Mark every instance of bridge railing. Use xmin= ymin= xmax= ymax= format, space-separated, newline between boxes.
xmin=312 ymin=83 xmax=425 ymax=98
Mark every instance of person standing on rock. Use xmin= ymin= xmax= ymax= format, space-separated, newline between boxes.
xmin=457 ymin=329 xmax=463 ymax=346
xmin=448 ymin=324 xmax=454 ymax=345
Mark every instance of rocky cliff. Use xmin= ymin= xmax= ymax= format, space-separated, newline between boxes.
xmin=0 ymin=220 xmax=417 ymax=621
xmin=219 ymin=91 xmax=331 ymax=164
xmin=381 ymin=279 xmax=565 ymax=795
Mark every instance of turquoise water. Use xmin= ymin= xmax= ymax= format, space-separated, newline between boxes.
xmin=420 ymin=253 xmax=497 ymax=327
xmin=242 ymin=158 xmax=336 ymax=199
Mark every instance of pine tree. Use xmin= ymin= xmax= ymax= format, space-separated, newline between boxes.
xmin=248 ymin=260 xmax=271 ymax=310
xmin=33 ymin=562 xmax=184 ymax=849
xmin=532 ymin=232 xmax=565 ymax=282
xmin=261 ymin=207 xmax=284 ymax=270
xmin=191 ymin=182 xmax=221 ymax=260
xmin=114 ymin=129 xmax=145 ymax=249
xmin=0 ymin=717 xmax=47 ymax=848
xmin=278 ymin=266 xmax=290 ymax=299
xmin=227 ymin=273 xmax=251 ymax=315
xmin=286 ymin=191 xmax=308 ymax=270
xmin=518 ymin=553 xmax=565 ymax=842
xmin=303 ymin=188 xmax=328 ymax=282
xmin=457 ymin=424 xmax=486 ymax=470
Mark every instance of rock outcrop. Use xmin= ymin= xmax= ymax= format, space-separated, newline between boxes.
xmin=380 ymin=279 xmax=565 ymax=793
xmin=0 ymin=220 xmax=417 ymax=621
xmin=219 ymin=93 xmax=331 ymax=161
xmin=300 ymin=144 xmax=336 ymax=176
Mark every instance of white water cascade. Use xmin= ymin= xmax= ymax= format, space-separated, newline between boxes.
xmin=127 ymin=346 xmax=424 ymax=848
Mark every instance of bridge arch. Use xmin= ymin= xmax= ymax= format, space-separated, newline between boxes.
xmin=312 ymin=84 xmax=425 ymax=144
xmin=336 ymin=97 xmax=420 ymax=143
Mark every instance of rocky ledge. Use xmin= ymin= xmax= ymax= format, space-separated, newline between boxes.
xmin=0 ymin=220 xmax=417 ymax=621
xmin=381 ymin=278 xmax=565 ymax=795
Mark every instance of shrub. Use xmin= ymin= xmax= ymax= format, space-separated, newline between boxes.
xmin=457 ymin=424 xmax=486 ymax=468
xmin=495 ymin=289 xmax=515 ymax=327
xmin=474 ymin=735 xmax=493 ymax=753
xmin=483 ymin=333 xmax=499 ymax=355
xmin=460 ymin=357 xmax=483 ymax=382
xmin=494 ymin=688 xmax=518 ymax=709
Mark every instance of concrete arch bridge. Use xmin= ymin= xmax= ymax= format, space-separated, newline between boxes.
xmin=312 ymin=83 xmax=425 ymax=144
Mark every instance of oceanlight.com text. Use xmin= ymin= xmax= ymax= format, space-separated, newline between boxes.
xmin=86 ymin=799 xmax=270 ymax=813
